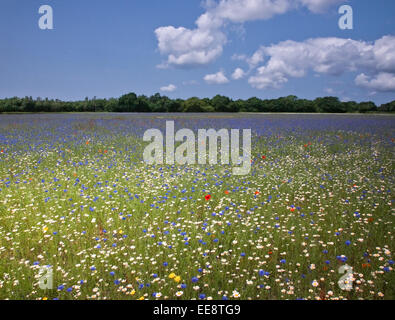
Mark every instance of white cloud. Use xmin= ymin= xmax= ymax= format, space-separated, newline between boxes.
xmin=372 ymin=35 xmax=395 ymax=73
xmin=355 ymin=73 xmax=395 ymax=92
xmin=247 ymin=47 xmax=266 ymax=68
xmin=247 ymin=35 xmax=395 ymax=91
xmin=231 ymin=53 xmax=248 ymax=61
xmin=213 ymin=0 xmax=293 ymax=23
xmin=154 ymin=25 xmax=226 ymax=68
xmin=231 ymin=67 xmax=246 ymax=80
xmin=204 ymin=71 xmax=230 ymax=84
xmin=324 ymin=87 xmax=335 ymax=95
xmin=160 ymin=84 xmax=177 ymax=92
xmin=155 ymin=0 xmax=345 ymax=68
xmin=182 ymin=80 xmax=199 ymax=86
xmin=299 ymin=0 xmax=345 ymax=13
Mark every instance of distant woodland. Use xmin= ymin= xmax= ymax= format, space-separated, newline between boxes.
xmin=0 ymin=93 xmax=394 ymax=113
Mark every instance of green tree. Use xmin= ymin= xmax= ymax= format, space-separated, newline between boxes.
xmin=211 ymin=95 xmax=233 ymax=112
xmin=182 ymin=97 xmax=214 ymax=112
xmin=314 ymin=97 xmax=344 ymax=113
xmin=357 ymin=101 xmax=377 ymax=113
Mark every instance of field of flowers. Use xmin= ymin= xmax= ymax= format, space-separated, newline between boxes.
xmin=0 ymin=113 xmax=393 ymax=300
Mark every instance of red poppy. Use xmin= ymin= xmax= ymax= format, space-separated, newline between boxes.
xmin=224 ymin=190 xmax=229 ymax=195
xmin=262 ymin=155 xmax=266 ymax=160
xmin=205 ymin=195 xmax=211 ymax=201
xmin=290 ymin=208 xmax=295 ymax=212
xmin=255 ymin=191 xmax=260 ymax=195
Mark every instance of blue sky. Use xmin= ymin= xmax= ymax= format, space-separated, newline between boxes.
xmin=1 ymin=0 xmax=394 ymax=104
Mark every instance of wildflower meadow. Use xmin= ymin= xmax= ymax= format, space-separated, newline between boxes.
xmin=0 ymin=113 xmax=393 ymax=300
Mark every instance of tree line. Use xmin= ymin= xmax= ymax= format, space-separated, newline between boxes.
xmin=0 ymin=93 xmax=394 ymax=113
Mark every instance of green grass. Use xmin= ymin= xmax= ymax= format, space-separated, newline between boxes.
xmin=0 ymin=118 xmax=393 ymax=300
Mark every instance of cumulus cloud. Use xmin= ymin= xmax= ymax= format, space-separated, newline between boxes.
xmin=247 ymin=35 xmax=395 ymax=91
xmin=325 ymin=87 xmax=335 ymax=95
xmin=213 ymin=0 xmax=293 ymax=23
xmin=204 ymin=71 xmax=230 ymax=84
xmin=155 ymin=0 xmax=345 ymax=68
xmin=160 ymin=84 xmax=177 ymax=92
xmin=155 ymin=24 xmax=226 ymax=68
xmin=231 ymin=67 xmax=246 ymax=80
xmin=299 ymin=0 xmax=345 ymax=13
xmin=355 ymin=73 xmax=395 ymax=92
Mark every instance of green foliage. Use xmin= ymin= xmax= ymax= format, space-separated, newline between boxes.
xmin=0 ymin=93 xmax=393 ymax=113
xmin=380 ymin=100 xmax=395 ymax=112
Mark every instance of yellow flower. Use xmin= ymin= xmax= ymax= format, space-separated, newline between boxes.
xmin=43 ymin=227 xmax=48 ymax=232
xmin=119 ymin=230 xmax=123 ymax=234
xmin=130 ymin=290 xmax=136 ymax=296
xmin=138 ymin=296 xmax=145 ymax=300
xmin=174 ymin=276 xmax=181 ymax=283
xmin=169 ymin=273 xmax=176 ymax=279
xmin=42 ymin=297 xmax=48 ymax=300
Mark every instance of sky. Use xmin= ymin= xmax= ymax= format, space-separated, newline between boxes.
xmin=0 ymin=0 xmax=395 ymax=105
